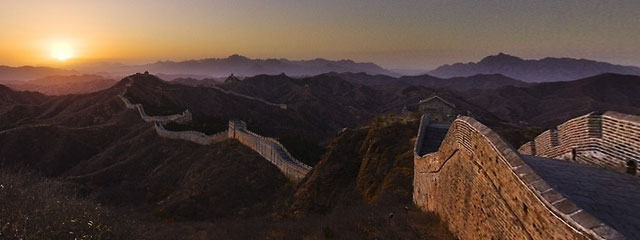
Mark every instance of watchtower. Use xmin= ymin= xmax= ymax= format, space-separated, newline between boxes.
xmin=228 ymin=120 xmax=247 ymax=138
xmin=418 ymin=95 xmax=456 ymax=123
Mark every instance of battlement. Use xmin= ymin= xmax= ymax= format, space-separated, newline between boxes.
xmin=518 ymin=112 xmax=640 ymax=173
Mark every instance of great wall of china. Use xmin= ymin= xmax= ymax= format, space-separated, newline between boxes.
xmin=205 ymin=85 xmax=288 ymax=110
xmin=413 ymin=113 xmax=640 ymax=240
xmin=118 ymin=77 xmax=309 ymax=182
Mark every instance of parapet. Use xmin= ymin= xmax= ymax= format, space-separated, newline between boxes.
xmin=518 ymin=111 xmax=640 ymax=173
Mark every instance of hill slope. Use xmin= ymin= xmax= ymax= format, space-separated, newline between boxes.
xmin=6 ymin=75 xmax=117 ymax=95
xmin=0 ymin=78 xmax=293 ymax=219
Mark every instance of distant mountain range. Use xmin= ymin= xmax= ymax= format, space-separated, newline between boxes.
xmin=0 ymin=66 xmax=76 ymax=82
xmin=75 ymin=54 xmax=398 ymax=77
xmin=429 ymin=53 xmax=640 ymax=82
xmin=5 ymin=75 xmax=117 ymax=95
xmin=4 ymin=53 xmax=640 ymax=85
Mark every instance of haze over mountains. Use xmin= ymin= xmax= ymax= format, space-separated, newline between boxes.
xmin=0 ymin=66 xmax=76 ymax=82
xmin=429 ymin=53 xmax=640 ymax=82
xmin=3 ymin=53 xmax=640 ymax=85
xmin=5 ymin=75 xmax=117 ymax=95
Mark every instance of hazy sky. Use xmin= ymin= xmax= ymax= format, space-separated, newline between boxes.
xmin=1 ymin=0 xmax=639 ymax=69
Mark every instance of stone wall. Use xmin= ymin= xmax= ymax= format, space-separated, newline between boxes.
xmin=207 ymin=85 xmax=287 ymax=110
xmin=118 ymin=94 xmax=192 ymax=124
xmin=414 ymin=115 xmax=621 ymax=240
xmin=228 ymin=120 xmax=311 ymax=182
xmin=154 ymin=122 xmax=228 ymax=145
xmin=518 ymin=112 xmax=640 ymax=172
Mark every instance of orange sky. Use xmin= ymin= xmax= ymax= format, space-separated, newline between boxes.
xmin=1 ymin=0 xmax=639 ymax=69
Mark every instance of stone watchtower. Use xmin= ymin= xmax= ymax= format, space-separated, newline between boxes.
xmin=228 ymin=120 xmax=247 ymax=138
xmin=418 ymin=95 xmax=456 ymax=123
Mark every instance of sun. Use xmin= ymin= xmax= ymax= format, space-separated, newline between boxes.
xmin=50 ymin=41 xmax=75 ymax=61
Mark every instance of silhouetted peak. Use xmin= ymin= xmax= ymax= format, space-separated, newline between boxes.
xmin=126 ymin=72 xmax=165 ymax=86
xmin=227 ymin=54 xmax=250 ymax=61
xmin=224 ymin=74 xmax=241 ymax=83
xmin=479 ymin=53 xmax=524 ymax=65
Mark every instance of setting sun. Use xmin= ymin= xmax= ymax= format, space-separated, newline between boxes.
xmin=50 ymin=41 xmax=74 ymax=61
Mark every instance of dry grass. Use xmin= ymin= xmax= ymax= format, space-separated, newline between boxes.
xmin=0 ymin=170 xmax=136 ymax=240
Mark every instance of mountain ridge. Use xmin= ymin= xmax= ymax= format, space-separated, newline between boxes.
xmin=429 ymin=53 xmax=640 ymax=82
xmin=0 ymin=65 xmax=77 ymax=82
xmin=462 ymin=73 xmax=640 ymax=129
xmin=73 ymin=54 xmax=399 ymax=77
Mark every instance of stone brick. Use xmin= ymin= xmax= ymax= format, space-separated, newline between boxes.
xmin=592 ymin=225 xmax=626 ymax=240
xmin=571 ymin=211 xmax=602 ymax=229
xmin=552 ymin=199 xmax=579 ymax=214
xmin=541 ymin=189 xmax=564 ymax=203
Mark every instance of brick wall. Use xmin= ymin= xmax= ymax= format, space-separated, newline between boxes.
xmin=518 ymin=112 xmax=640 ymax=172
xmin=414 ymin=115 xmax=621 ymax=240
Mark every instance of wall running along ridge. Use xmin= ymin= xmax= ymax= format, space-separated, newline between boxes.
xmin=117 ymin=94 xmax=192 ymax=124
xmin=413 ymin=115 xmax=623 ymax=240
xmin=518 ymin=112 xmax=640 ymax=172
xmin=207 ymin=85 xmax=287 ymax=110
xmin=118 ymin=77 xmax=308 ymax=182
xmin=154 ymin=122 xmax=228 ymax=145
xmin=228 ymin=121 xmax=311 ymax=182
